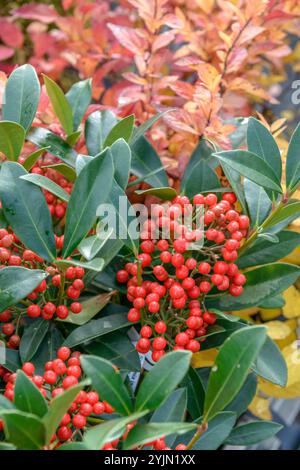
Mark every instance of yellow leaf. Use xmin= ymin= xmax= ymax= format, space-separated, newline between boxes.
xmin=248 ymin=395 xmax=272 ymax=420
xmin=281 ymin=245 xmax=300 ymax=266
xmin=259 ymin=308 xmax=282 ymax=321
xmin=233 ymin=307 xmax=259 ymax=317
xmin=283 ymin=286 xmax=300 ymax=318
xmin=195 ymin=0 xmax=215 ymax=14
xmin=265 ymin=320 xmax=295 ymax=349
xmin=192 ymin=348 xmax=218 ymax=368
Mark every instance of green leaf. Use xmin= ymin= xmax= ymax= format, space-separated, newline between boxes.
xmin=221 ymin=163 xmax=248 ymax=214
xmin=0 ymin=121 xmax=25 ymax=161
xmin=244 ymin=179 xmax=271 ymax=228
xmin=224 ymin=373 xmax=257 ymax=418
xmin=62 ymin=148 xmax=114 ymax=258
xmin=55 ymin=257 xmax=105 ymax=272
xmin=43 ymin=74 xmax=74 ymax=136
xmin=189 ymin=412 xmax=236 ymax=450
xmin=14 ymin=370 xmax=48 ymax=418
xmin=3 ymin=64 xmax=40 ymax=132
xmin=3 ymin=350 xmax=22 ymax=373
xmin=58 ymin=443 xmax=89 ymax=450
xmin=0 ymin=267 xmax=47 ymax=311
xmin=181 ymin=140 xmax=215 ymax=190
xmin=259 ymin=295 xmax=285 ymax=309
xmin=20 ymin=174 xmax=70 ymax=202
xmin=63 ymin=312 xmax=132 ymax=348
xmin=19 ymin=318 xmax=50 ymax=363
xmin=110 ymin=139 xmax=131 ymax=189
xmin=213 ymin=150 xmax=282 ymax=193
xmin=78 ymin=230 xmax=113 ymax=261
xmin=23 ymin=147 xmax=49 ymax=171
xmin=237 ymin=231 xmax=300 ymax=269
xmin=131 ymin=110 xmax=174 ymax=144
xmin=286 ymin=122 xmax=300 ymax=191
xmin=131 ymin=135 xmax=168 ymax=188
xmin=84 ymin=330 xmax=140 ymax=371
xmin=203 ymin=326 xmax=267 ymax=421
xmin=28 ymin=127 xmax=77 ymax=168
xmin=124 ymin=422 xmax=197 ymax=450
xmin=66 ymin=78 xmax=92 ymax=131
xmin=109 ymin=180 xmax=139 ymax=255
xmin=41 ymin=163 xmax=76 ymax=182
xmin=75 ymin=154 xmax=93 ymax=175
xmin=43 ymin=380 xmax=89 ymax=444
xmin=247 ymin=117 xmax=282 ymax=180
xmin=0 ymin=162 xmax=56 ymax=261
xmin=135 ymin=187 xmax=177 ymax=201
xmin=1 ymin=410 xmax=45 ymax=450
xmin=59 ymin=292 xmax=113 ymax=326
xmin=181 ymin=368 xmax=205 ymax=420
xmin=83 ymin=411 xmax=148 ymax=450
xmin=264 ymin=201 xmax=300 ymax=229
xmin=29 ymin=325 xmax=64 ymax=375
xmin=85 ymin=110 xmax=117 ymax=155
xmin=104 ymin=115 xmax=134 ymax=147
xmin=150 ymin=388 xmax=187 ymax=447
xmin=66 ymin=130 xmax=81 ymax=147
xmin=225 ymin=420 xmax=282 ymax=446
xmin=0 ymin=443 xmax=16 ymax=450
xmin=258 ymin=232 xmax=279 ymax=243
xmin=212 ymin=263 xmax=300 ymax=311
xmin=135 ymin=351 xmax=192 ymax=412
xmin=81 ymin=355 xmax=133 ymax=415
xmin=0 ymin=394 xmax=15 ymax=410
xmin=253 ymin=336 xmax=287 ymax=386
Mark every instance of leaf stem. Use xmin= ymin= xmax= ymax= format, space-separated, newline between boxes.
xmin=186 ymin=422 xmax=208 ymax=450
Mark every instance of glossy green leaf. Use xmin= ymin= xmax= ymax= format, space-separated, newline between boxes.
xmin=83 ymin=411 xmax=148 ymax=450
xmin=0 ymin=394 xmax=15 ymax=410
xmin=29 ymin=325 xmax=64 ymax=375
xmin=184 ymin=160 xmax=220 ymax=199
xmin=181 ymin=140 xmax=215 ymax=191
xmin=23 ymin=147 xmax=49 ymax=171
xmin=43 ymin=380 xmax=89 ymax=444
xmin=135 ymin=351 xmax=192 ymax=412
xmin=55 ymin=258 xmax=105 ymax=272
xmin=135 ymin=187 xmax=177 ymax=201
xmin=84 ymin=330 xmax=140 ymax=371
xmin=212 ymin=263 xmax=300 ymax=311
xmin=66 ymin=78 xmax=92 ymax=131
xmin=19 ymin=318 xmax=50 ymax=363
xmin=0 ymin=267 xmax=47 ymax=311
xmin=244 ymin=179 xmax=271 ymax=228
xmin=253 ymin=336 xmax=287 ymax=386
xmin=286 ymin=122 xmax=300 ymax=191
xmin=224 ymin=373 xmax=257 ymax=418
xmin=181 ymin=367 xmax=205 ymax=420
xmin=259 ymin=295 xmax=285 ymax=309
xmin=3 ymin=64 xmax=40 ymax=132
xmin=66 ymin=130 xmax=81 ymax=147
xmin=237 ymin=231 xmax=300 ymax=269
xmin=81 ymin=355 xmax=133 ymax=415
xmin=3 ymin=350 xmax=22 ymax=373
xmin=131 ymin=135 xmax=168 ymax=188
xmin=221 ymin=163 xmax=248 ymax=214
xmin=213 ymin=150 xmax=282 ymax=193
xmin=0 ymin=121 xmax=25 ymax=161
xmin=43 ymin=75 xmax=73 ymax=136
xmin=62 ymin=149 xmax=114 ymax=258
xmin=0 ymin=162 xmax=56 ymax=261
xmin=104 ymin=115 xmax=134 ymax=147
xmin=59 ymin=292 xmax=113 ymax=326
xmin=20 ymin=174 xmax=70 ymax=202
xmin=265 ymin=201 xmax=300 ymax=229
xmin=0 ymin=443 xmax=16 ymax=450
xmin=131 ymin=110 xmax=174 ymax=144
xmin=247 ymin=118 xmax=282 ymax=180
xmin=63 ymin=312 xmax=132 ymax=348
xmin=110 ymin=139 xmax=131 ymax=189
xmin=28 ymin=127 xmax=77 ymax=168
xmin=78 ymin=229 xmax=113 ymax=261
xmin=75 ymin=154 xmax=93 ymax=175
xmin=14 ymin=370 xmax=48 ymax=418
xmin=41 ymin=163 xmax=76 ymax=182
xmin=225 ymin=420 xmax=282 ymax=446
xmin=1 ymin=410 xmax=45 ymax=450
xmin=85 ymin=110 xmax=117 ymax=155
xmin=203 ymin=326 xmax=267 ymax=421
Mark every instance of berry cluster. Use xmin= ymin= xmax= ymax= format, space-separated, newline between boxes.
xmin=117 ymin=192 xmax=248 ymax=361
xmin=0 ymin=347 xmax=114 ymax=447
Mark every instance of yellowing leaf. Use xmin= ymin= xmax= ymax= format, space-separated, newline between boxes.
xmin=265 ymin=320 xmax=295 ymax=349
xmin=248 ymin=395 xmax=272 ymax=421
xmin=283 ymin=286 xmax=300 ymax=318
xmin=233 ymin=307 xmax=259 ymax=317
xmin=191 ymin=348 xmax=218 ymax=368
xmin=259 ymin=308 xmax=282 ymax=321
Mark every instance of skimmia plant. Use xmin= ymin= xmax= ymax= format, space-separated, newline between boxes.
xmin=0 ymin=65 xmax=300 ymax=450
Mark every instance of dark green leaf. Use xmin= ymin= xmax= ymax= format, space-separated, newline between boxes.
xmin=203 ymin=326 xmax=266 ymax=421
xmin=85 ymin=110 xmax=117 ymax=155
xmin=20 ymin=174 xmax=70 ymax=202
xmin=237 ymin=231 xmax=300 ymax=269
xmin=62 ymin=149 xmax=114 ymax=257
xmin=189 ymin=412 xmax=236 ymax=450
xmin=253 ymin=336 xmax=287 ymax=386
xmin=213 ymin=150 xmax=282 ymax=193
xmin=110 ymin=138 xmax=131 ymax=189
xmin=66 ymin=78 xmax=92 ymax=131
xmin=244 ymin=179 xmax=271 ymax=228
xmin=28 ymin=127 xmax=77 ymax=168
xmin=181 ymin=367 xmax=205 ymax=420
xmin=135 ymin=187 xmax=177 ymax=201
xmin=286 ymin=122 xmax=300 ymax=191
xmin=264 ymin=201 xmax=300 ymax=229
xmin=104 ymin=115 xmax=134 ymax=147
xmin=43 ymin=75 xmax=73 ymax=136
xmin=29 ymin=325 xmax=64 ymax=375
xmin=259 ymin=295 xmax=285 ymax=309
xmin=221 ymin=163 xmax=248 ymax=214
xmin=3 ymin=350 xmax=21 ymax=373
xmin=131 ymin=135 xmax=168 ymax=188
xmin=0 ymin=267 xmax=47 ymax=311
xmin=78 ymin=230 xmax=113 ymax=261
xmin=1 ymin=410 xmax=45 ymax=450
xmin=135 ymin=351 xmax=192 ymax=412
xmin=55 ymin=258 xmax=104 ymax=272
xmin=23 ymin=147 xmax=49 ymax=171
xmin=0 ymin=443 xmax=16 ymax=450
xmin=225 ymin=420 xmax=282 ymax=446
xmin=14 ymin=370 xmax=48 ymax=418
xmin=81 ymin=355 xmax=133 ymax=415
xmin=41 ymin=163 xmax=76 ymax=182
xmin=19 ymin=318 xmax=50 ymax=363
xmin=0 ymin=394 xmax=15 ymax=410
xmin=224 ymin=373 xmax=257 ymax=418
xmin=0 ymin=162 xmax=56 ymax=261
xmin=181 ymin=140 xmax=215 ymax=191
xmin=0 ymin=121 xmax=25 ymax=161
xmin=63 ymin=312 xmax=132 ymax=348
xmin=3 ymin=64 xmax=40 ymax=132
xmin=59 ymin=292 xmax=113 ymax=326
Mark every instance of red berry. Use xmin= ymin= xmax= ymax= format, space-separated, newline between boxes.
xmin=238 ymin=215 xmax=250 ymax=229
xmin=198 ymin=262 xmax=211 ymax=274
xmin=66 ymin=267 xmax=76 ymax=279
xmin=203 ymin=312 xmax=217 ymax=325
xmin=154 ymin=321 xmax=167 ymax=334
xmin=116 ymin=269 xmax=129 ymax=283
xmin=222 ymin=192 xmax=237 ymax=204
xmin=199 ymin=281 xmax=211 ymax=293
xmin=214 ymin=261 xmax=228 ymax=275
xmin=128 ymin=308 xmax=140 ymax=322
xmin=22 ymin=362 xmax=35 ymax=376
xmin=233 ymin=273 xmax=246 ymax=286
xmin=193 ymin=194 xmax=205 ymax=205
xmin=62 ymin=376 xmax=78 ymax=389
xmin=57 ymin=426 xmax=72 ymax=441
xmin=171 ymin=253 xmax=184 ymax=267
xmin=152 ymin=350 xmax=165 ymax=362
xmin=160 ymin=251 xmax=172 ymax=263
xmin=148 ymin=301 xmax=160 ymax=313
xmin=140 ymin=325 xmax=152 ymax=338
xmin=175 ymin=332 xmax=189 ymax=346
xmin=43 ymin=302 xmax=56 ymax=316
xmin=205 ymin=193 xmax=217 ymax=206
xmin=152 ymin=337 xmax=167 ymax=350
xmin=140 ymin=240 xmax=155 ymax=254
xmin=44 ymin=370 xmax=57 ymax=385
xmin=93 ymin=402 xmax=105 ymax=414
xmin=79 ymin=403 xmax=93 ymax=416
xmin=57 ymin=347 xmax=71 ymax=361
xmin=170 ymin=284 xmax=185 ymax=299
xmin=75 ymin=267 xmax=85 ymax=278
xmin=72 ymin=414 xmax=86 ymax=429
xmin=56 ymin=305 xmax=69 ymax=319
xmin=136 ymin=338 xmax=150 ymax=353
xmin=70 ymin=302 xmax=82 ymax=314
xmin=173 ymin=238 xmax=187 ymax=253
xmin=229 ymin=285 xmax=243 ymax=296
xmin=27 ymin=304 xmax=41 ymax=318
xmin=86 ymin=392 xmax=99 ymax=405
xmin=73 ymin=279 xmax=84 ymax=290
xmin=186 ymin=340 xmax=200 ymax=352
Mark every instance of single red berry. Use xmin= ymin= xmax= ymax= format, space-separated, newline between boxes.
xmin=173 ymin=238 xmax=187 ymax=253
xmin=116 ymin=269 xmax=129 ymax=283
xmin=72 ymin=414 xmax=86 ymax=429
xmin=70 ymin=302 xmax=82 ymax=314
xmin=27 ymin=304 xmax=41 ymax=318
xmin=203 ymin=312 xmax=217 ymax=325
xmin=22 ymin=362 xmax=35 ymax=376
xmin=136 ymin=338 xmax=151 ymax=353
xmin=148 ymin=301 xmax=160 ymax=314
xmin=75 ymin=267 xmax=85 ymax=278
xmin=193 ymin=194 xmax=205 ymax=205
xmin=205 ymin=193 xmax=217 ymax=206
xmin=93 ymin=402 xmax=106 ymax=414
xmin=79 ymin=403 xmax=93 ymax=417
xmin=62 ymin=376 xmax=78 ymax=389
xmin=199 ymin=281 xmax=211 ymax=293
xmin=152 ymin=350 xmax=165 ymax=362
xmin=86 ymin=392 xmax=99 ymax=405
xmin=198 ymin=262 xmax=211 ymax=275
xmin=154 ymin=321 xmax=167 ymax=334
xmin=2 ymin=323 xmax=14 ymax=335
xmin=214 ymin=261 xmax=228 ymax=275
xmin=152 ymin=337 xmax=167 ymax=350
xmin=175 ymin=332 xmax=189 ymax=346
xmin=128 ymin=308 xmax=140 ymax=322
xmin=222 ymin=192 xmax=237 ymax=204
xmin=56 ymin=305 xmax=69 ymax=319
xmin=229 ymin=285 xmax=243 ymax=296
xmin=43 ymin=302 xmax=56 ymax=316
xmin=73 ymin=279 xmax=84 ymax=290
xmin=57 ymin=347 xmax=71 ymax=361
xmin=186 ymin=340 xmax=201 ymax=352
xmin=141 ymin=325 xmax=152 ymax=338
xmin=44 ymin=370 xmax=57 ymax=385
xmin=57 ymin=426 xmax=72 ymax=441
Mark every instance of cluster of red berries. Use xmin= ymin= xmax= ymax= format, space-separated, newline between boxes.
xmin=117 ymin=192 xmax=248 ymax=362
xmin=0 ymin=347 xmax=115 ymax=447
